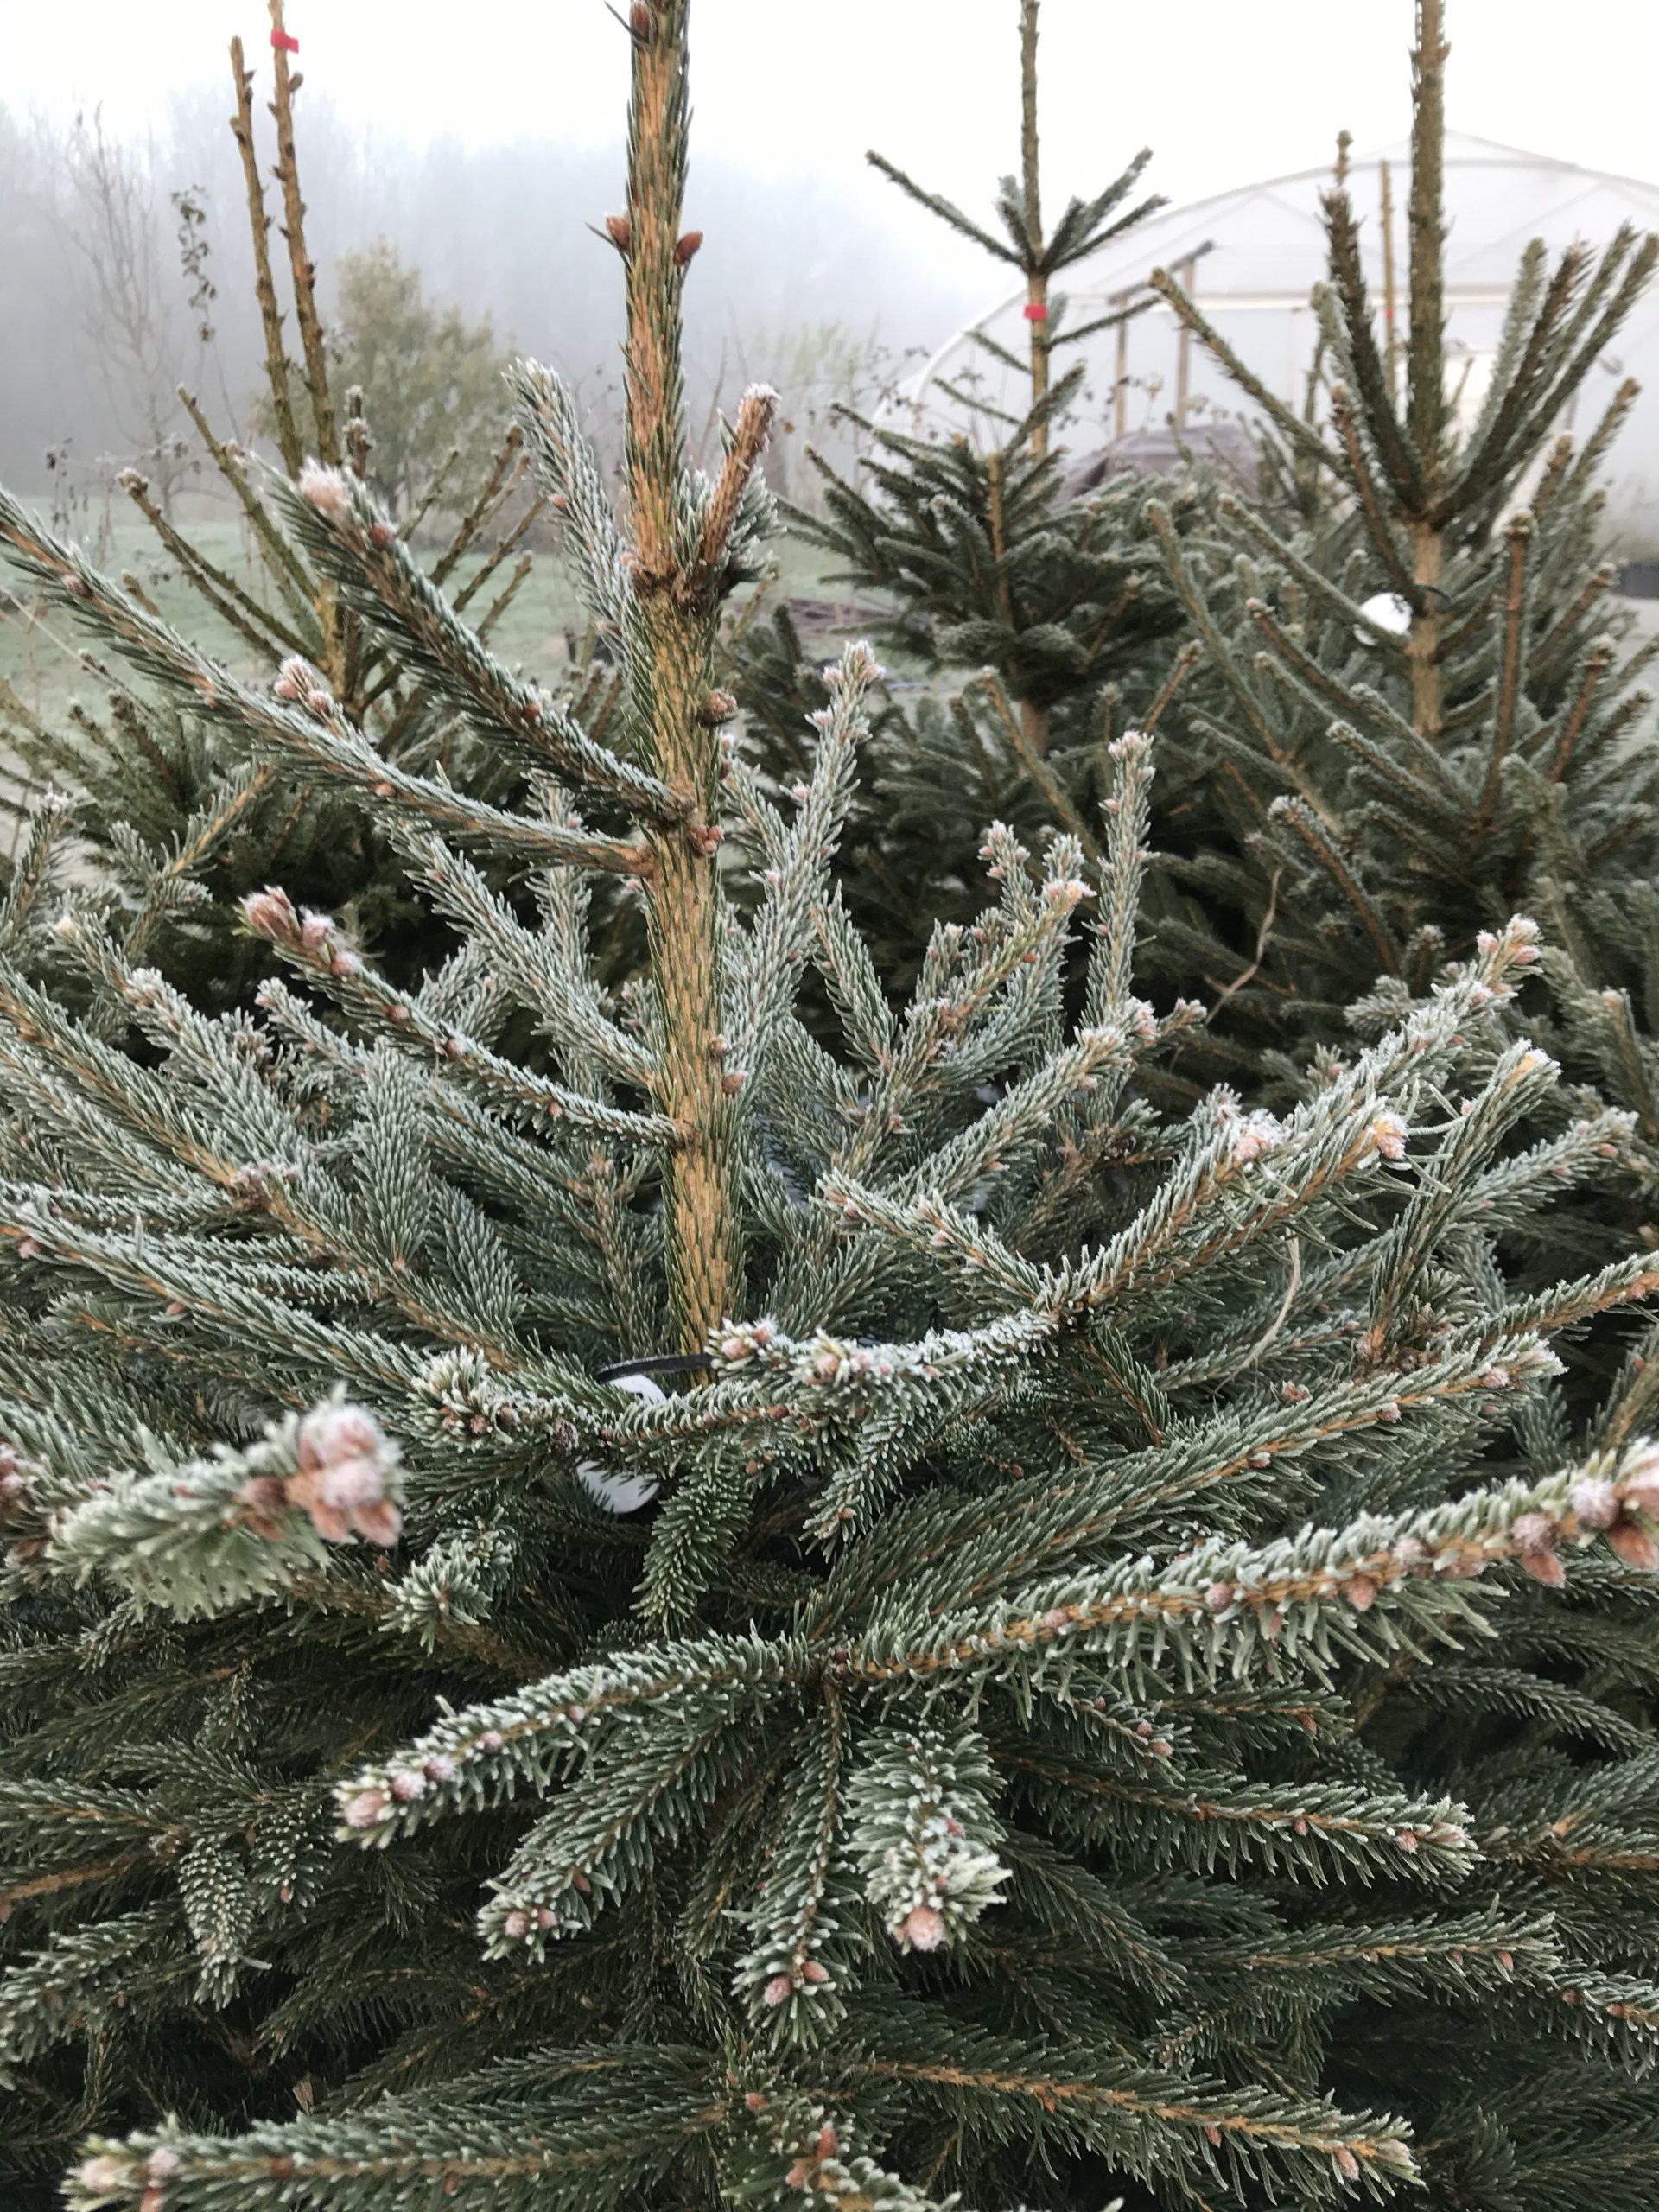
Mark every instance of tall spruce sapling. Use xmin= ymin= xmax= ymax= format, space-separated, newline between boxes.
xmin=854 ymin=0 xmax=1173 ymax=763
xmin=729 ymin=0 xmax=1204 ymax=984
xmin=2 ymin=4 xmax=1659 ymax=2209
xmin=1 ymin=0 xmax=544 ymax=1010
xmin=1129 ymin=0 xmax=1659 ymax=1453
xmin=1137 ymin=0 xmax=1659 ymax=1122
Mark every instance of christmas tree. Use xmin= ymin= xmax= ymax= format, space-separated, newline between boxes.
xmin=1106 ymin=10 xmax=1659 ymax=2200
xmin=1137 ymin=0 xmax=1659 ymax=1125
xmin=2 ymin=5 xmax=1659 ymax=2209
xmin=728 ymin=0 xmax=1205 ymax=986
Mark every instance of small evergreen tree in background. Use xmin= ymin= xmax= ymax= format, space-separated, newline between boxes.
xmin=1 ymin=7 xmax=1658 ymax=2210
xmin=1128 ymin=0 xmax=1659 ymax=1431
xmin=1 ymin=3 xmax=540 ymax=1010
xmin=851 ymin=0 xmax=1174 ymax=758
xmin=1092 ymin=10 xmax=1659 ymax=2198
xmin=729 ymin=0 xmax=1205 ymax=983
xmin=314 ymin=241 xmax=508 ymax=520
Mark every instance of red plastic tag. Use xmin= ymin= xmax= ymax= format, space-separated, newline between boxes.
xmin=270 ymin=26 xmax=300 ymax=53
xmin=1022 ymin=302 xmax=1049 ymax=322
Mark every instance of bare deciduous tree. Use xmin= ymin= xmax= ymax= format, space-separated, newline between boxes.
xmin=48 ymin=109 xmax=189 ymax=512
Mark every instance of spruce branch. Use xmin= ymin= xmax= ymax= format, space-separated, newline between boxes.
xmin=239 ymin=887 xmax=681 ymax=1149
xmin=274 ymin=464 xmax=682 ymax=822
xmin=48 ymin=1398 xmax=404 ymax=1617
xmin=862 ymin=154 xmax=1018 ymax=267
xmin=733 ymin=1696 xmax=857 ymax=2044
xmin=114 ymin=464 xmax=315 ymax=663
xmin=1405 ymin=0 xmax=1451 ymax=474
xmin=68 ymin=2050 xmax=725 ymax=2210
xmin=0 ymin=486 xmax=652 ymax=878
xmin=175 ymin=383 xmax=317 ymax=624
xmin=266 ymin=0 xmax=338 ymax=468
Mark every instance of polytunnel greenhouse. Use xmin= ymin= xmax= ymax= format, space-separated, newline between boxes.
xmin=895 ymin=130 xmax=1659 ymax=550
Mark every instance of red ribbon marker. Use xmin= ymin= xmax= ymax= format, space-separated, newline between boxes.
xmin=271 ymin=26 xmax=299 ymax=52
xmin=1022 ymin=302 xmax=1048 ymax=322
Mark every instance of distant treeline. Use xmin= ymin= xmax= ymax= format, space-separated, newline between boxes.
xmin=0 ymin=86 xmax=976 ymax=509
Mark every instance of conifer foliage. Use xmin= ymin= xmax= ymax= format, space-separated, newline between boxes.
xmin=1 ymin=6 xmax=1658 ymax=2211
xmin=729 ymin=0 xmax=1198 ymax=982
xmin=1140 ymin=0 xmax=1659 ymax=1124
xmin=849 ymin=0 xmax=1174 ymax=755
xmin=800 ymin=0 xmax=1176 ymax=769
xmin=1109 ymin=10 xmax=1659 ymax=2200
xmin=1 ymin=4 xmax=540 ymax=1010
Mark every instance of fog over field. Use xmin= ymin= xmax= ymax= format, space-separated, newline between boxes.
xmin=8 ymin=0 xmax=1659 ymax=499
xmin=0 ymin=96 xmax=978 ymax=502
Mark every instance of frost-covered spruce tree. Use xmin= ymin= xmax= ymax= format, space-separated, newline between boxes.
xmin=0 ymin=6 xmax=542 ymax=1013
xmin=1136 ymin=0 xmax=1659 ymax=1124
xmin=3 ymin=6 xmax=1659 ymax=2209
xmin=728 ymin=0 xmax=1199 ymax=987
xmin=1096 ymin=14 xmax=1659 ymax=2200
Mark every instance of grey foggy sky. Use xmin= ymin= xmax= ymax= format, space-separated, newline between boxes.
xmin=15 ymin=0 xmax=1659 ymax=310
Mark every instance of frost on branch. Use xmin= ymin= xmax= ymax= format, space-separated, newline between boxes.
xmin=47 ymin=1395 xmax=403 ymax=1618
